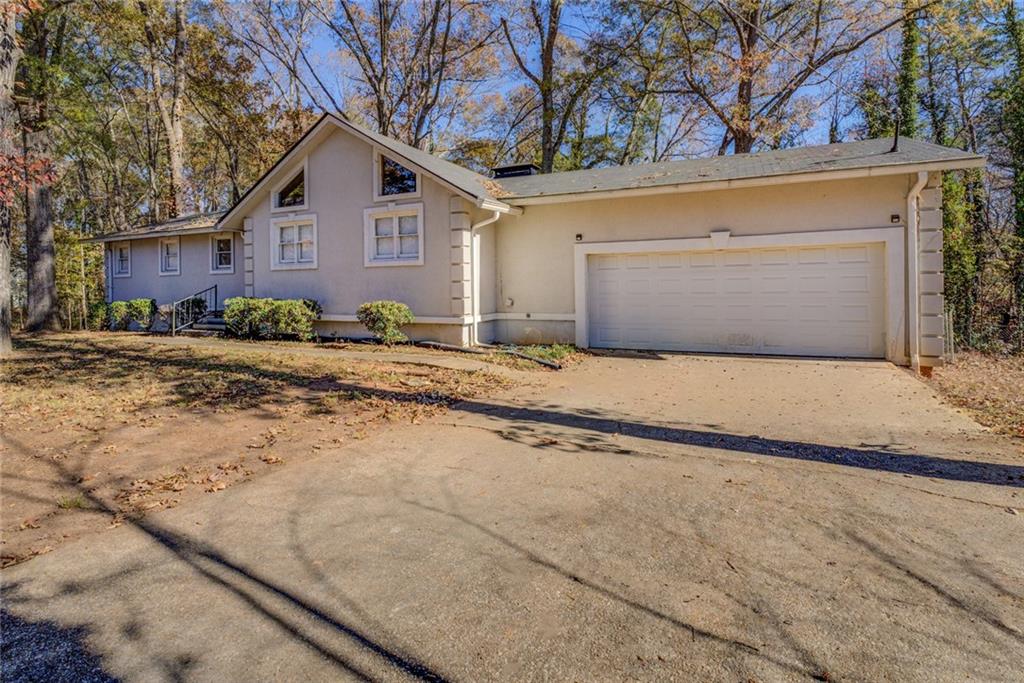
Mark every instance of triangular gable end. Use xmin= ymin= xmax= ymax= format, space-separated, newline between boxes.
xmin=217 ymin=113 xmax=510 ymax=230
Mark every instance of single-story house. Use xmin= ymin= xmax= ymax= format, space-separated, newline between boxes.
xmin=88 ymin=112 xmax=985 ymax=370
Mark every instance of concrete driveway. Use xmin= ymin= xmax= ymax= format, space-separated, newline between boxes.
xmin=3 ymin=353 xmax=1023 ymax=682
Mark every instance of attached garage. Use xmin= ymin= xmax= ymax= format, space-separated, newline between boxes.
xmin=586 ymin=242 xmax=886 ymax=358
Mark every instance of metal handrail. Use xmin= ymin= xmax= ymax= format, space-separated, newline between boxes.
xmin=170 ymin=284 xmax=217 ymax=336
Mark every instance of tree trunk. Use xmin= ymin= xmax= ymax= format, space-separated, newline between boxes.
xmin=0 ymin=2 xmax=20 ymax=355
xmin=19 ymin=3 xmax=64 ymax=332
xmin=139 ymin=0 xmax=188 ymax=217
xmin=24 ymin=167 xmax=59 ymax=330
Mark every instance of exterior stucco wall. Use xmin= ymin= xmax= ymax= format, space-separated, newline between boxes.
xmin=107 ymin=232 xmax=243 ymax=308
xmin=493 ymin=175 xmax=911 ymax=319
xmin=245 ymin=127 xmax=461 ymax=321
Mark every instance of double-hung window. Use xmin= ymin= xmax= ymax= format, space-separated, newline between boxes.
xmin=271 ymin=215 xmax=317 ymax=270
xmin=113 ymin=241 xmax=131 ymax=277
xmin=210 ymin=234 xmax=234 ymax=274
xmin=364 ymin=203 xmax=423 ymax=266
xmin=158 ymin=237 xmax=180 ymax=276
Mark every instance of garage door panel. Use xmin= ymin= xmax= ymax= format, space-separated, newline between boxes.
xmin=588 ymin=242 xmax=885 ymax=358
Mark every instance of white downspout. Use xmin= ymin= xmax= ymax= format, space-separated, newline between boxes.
xmin=469 ymin=210 xmax=501 ymax=346
xmin=907 ymin=171 xmax=928 ymax=371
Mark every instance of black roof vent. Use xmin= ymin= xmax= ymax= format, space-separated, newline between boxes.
xmin=491 ymin=163 xmax=540 ymax=179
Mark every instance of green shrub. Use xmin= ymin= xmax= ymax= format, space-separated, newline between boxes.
xmin=357 ymin=300 xmax=414 ymax=345
xmin=127 ymin=298 xmax=157 ymax=328
xmin=223 ymin=297 xmax=320 ymax=341
xmin=108 ymin=301 xmax=130 ymax=330
xmin=88 ymin=301 xmax=110 ymax=331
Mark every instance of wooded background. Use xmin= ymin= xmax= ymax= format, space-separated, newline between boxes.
xmin=0 ymin=0 xmax=1021 ymax=355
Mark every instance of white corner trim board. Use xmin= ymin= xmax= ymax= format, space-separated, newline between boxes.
xmin=573 ymin=226 xmax=907 ymax=363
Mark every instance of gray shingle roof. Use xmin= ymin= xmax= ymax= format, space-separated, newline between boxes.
xmin=494 ymin=137 xmax=985 ymax=201
xmin=85 ymin=211 xmax=228 ymax=243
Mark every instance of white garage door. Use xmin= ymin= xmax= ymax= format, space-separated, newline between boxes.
xmin=587 ymin=243 xmax=886 ymax=358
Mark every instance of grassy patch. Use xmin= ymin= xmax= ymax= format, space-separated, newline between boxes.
xmin=56 ymin=494 xmax=87 ymax=510
xmin=514 ymin=344 xmax=580 ymax=363
xmin=931 ymin=352 xmax=1024 ymax=439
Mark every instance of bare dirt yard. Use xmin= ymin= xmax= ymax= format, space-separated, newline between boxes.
xmin=930 ymin=351 xmax=1024 ymax=440
xmin=0 ymin=332 xmax=516 ymax=567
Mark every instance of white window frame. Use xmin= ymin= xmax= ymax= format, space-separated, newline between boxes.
xmin=271 ymin=157 xmax=308 ymax=213
xmin=209 ymin=232 xmax=235 ymax=275
xmin=363 ymin=202 xmax=424 ymax=267
xmin=373 ymin=149 xmax=421 ymax=202
xmin=270 ymin=214 xmax=318 ymax=271
xmin=112 ymin=241 xmax=131 ymax=278
xmin=158 ymin=236 xmax=181 ymax=276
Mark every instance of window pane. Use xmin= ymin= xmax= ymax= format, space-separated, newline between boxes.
xmin=297 ymin=224 xmax=313 ymax=242
xmin=217 ymin=252 xmax=232 ymax=267
xmin=374 ymin=217 xmax=393 ymax=237
xmin=279 ymin=225 xmax=295 ymax=243
xmin=381 ymin=157 xmax=417 ymax=196
xmin=398 ymin=214 xmax=418 ymax=235
xmin=277 ymin=170 xmax=304 ymax=207
xmin=298 ymin=241 xmax=314 ymax=262
xmin=375 ymin=236 xmax=394 ymax=258
xmin=399 ymin=235 xmax=418 ymax=257
xmin=280 ymin=243 xmax=296 ymax=262
xmin=216 ymin=238 xmax=231 ymax=253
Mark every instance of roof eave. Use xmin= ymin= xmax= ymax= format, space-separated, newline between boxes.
xmin=505 ymin=156 xmax=987 ymax=206
xmin=82 ymin=224 xmax=237 ymax=244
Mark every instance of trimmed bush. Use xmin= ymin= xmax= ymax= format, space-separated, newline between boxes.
xmin=87 ymin=301 xmax=110 ymax=331
xmin=357 ymin=300 xmax=414 ymax=345
xmin=127 ymin=298 xmax=157 ymax=328
xmin=108 ymin=301 xmax=130 ymax=331
xmin=223 ymin=297 xmax=320 ymax=341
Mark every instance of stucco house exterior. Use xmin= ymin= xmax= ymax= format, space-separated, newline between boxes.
xmin=89 ymin=112 xmax=985 ymax=371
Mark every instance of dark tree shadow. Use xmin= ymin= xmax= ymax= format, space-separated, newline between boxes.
xmin=1 ymin=433 xmax=450 ymax=683
xmin=456 ymin=401 xmax=1024 ymax=487
xmin=0 ymin=608 xmax=118 ymax=683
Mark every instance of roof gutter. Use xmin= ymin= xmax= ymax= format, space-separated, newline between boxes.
xmin=504 ymin=157 xmax=985 ymax=207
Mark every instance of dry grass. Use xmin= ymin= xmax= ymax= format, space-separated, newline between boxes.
xmin=0 ymin=332 xmax=514 ymax=566
xmin=930 ymin=352 xmax=1024 ymax=439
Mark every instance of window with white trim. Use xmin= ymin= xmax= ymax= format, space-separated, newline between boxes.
xmin=271 ymin=215 xmax=317 ymax=270
xmin=363 ymin=203 xmax=423 ymax=266
xmin=210 ymin=234 xmax=234 ymax=273
xmin=158 ymin=237 xmax=180 ymax=276
xmin=113 ymin=241 xmax=131 ymax=277
xmin=373 ymin=151 xmax=420 ymax=201
xmin=272 ymin=158 xmax=308 ymax=212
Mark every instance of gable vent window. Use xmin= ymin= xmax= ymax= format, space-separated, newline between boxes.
xmin=277 ymin=170 xmax=304 ymax=207
xmin=272 ymin=159 xmax=308 ymax=212
xmin=375 ymin=152 xmax=420 ymax=201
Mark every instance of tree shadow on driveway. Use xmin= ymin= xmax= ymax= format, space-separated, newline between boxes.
xmin=455 ymin=401 xmax=1024 ymax=488
xmin=0 ymin=433 xmax=450 ymax=683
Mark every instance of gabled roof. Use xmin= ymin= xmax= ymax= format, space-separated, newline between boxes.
xmin=84 ymin=211 xmax=230 ymax=243
xmin=217 ymin=113 xmax=512 ymax=229
xmin=86 ymin=126 xmax=988 ymax=244
xmin=495 ymin=137 xmax=986 ymax=202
